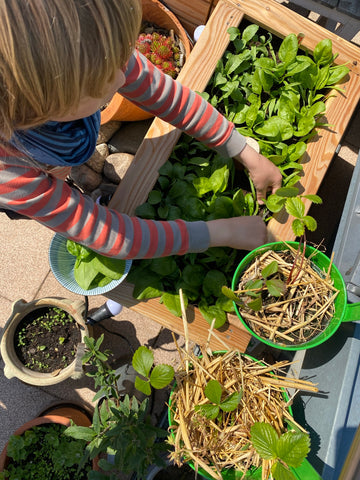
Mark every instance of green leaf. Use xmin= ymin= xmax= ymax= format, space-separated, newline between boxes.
xmin=327 ymin=65 xmax=349 ymax=85
xmin=203 ymin=270 xmax=228 ymax=297
xmin=135 ymin=203 xmax=156 ymax=219
xmin=132 ymin=346 xmax=154 ymax=378
xmin=182 ymin=264 xmax=206 ymax=287
xmin=278 ymin=34 xmax=298 ymax=65
xmin=220 ymin=390 xmax=242 ymax=412
xmin=247 ymin=297 xmax=262 ymax=311
xmin=150 ymin=364 xmax=174 ymax=389
xmin=91 ymin=255 xmax=125 ymax=280
xmin=261 ymin=261 xmax=278 ymax=279
xmin=251 ymin=422 xmax=279 ymax=460
xmin=221 ymin=286 xmax=242 ymax=303
xmin=73 ymin=256 xmax=98 ymax=290
xmin=303 ymin=194 xmax=322 ymax=204
xmin=271 ymin=461 xmax=297 ymax=480
xmin=265 ymin=194 xmax=287 ymax=213
xmin=255 ymin=117 xmax=293 ymax=141
xmin=233 ymin=189 xmax=246 ymax=215
xmin=161 ymin=292 xmax=183 ymax=317
xmin=285 ymin=197 xmax=305 ymax=219
xmin=148 ymin=190 xmax=162 ymax=205
xmin=198 ymin=301 xmax=227 ymax=329
xmin=275 ymin=187 xmax=299 ymax=198
xmin=204 ymin=379 xmax=222 ymax=404
xmin=195 ymin=403 xmax=220 ymax=420
xmin=242 ymin=24 xmax=259 ymax=43
xmin=135 ymin=376 xmax=152 ymax=396
xmin=295 ymin=114 xmax=315 ymax=137
xmin=313 ymin=38 xmax=333 ymax=65
xmin=266 ymin=278 xmax=286 ymax=297
xmin=292 ymin=218 xmax=305 ymax=237
xmin=276 ymin=431 xmax=311 ymax=467
xmin=302 ymin=215 xmax=317 ymax=232
xmin=63 ymin=426 xmax=95 ymax=442
xmin=149 ymin=257 xmax=178 ymax=276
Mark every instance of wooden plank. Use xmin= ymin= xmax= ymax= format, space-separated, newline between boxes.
xmin=105 ymin=281 xmax=252 ymax=352
xmin=162 ymin=0 xmax=218 ymax=34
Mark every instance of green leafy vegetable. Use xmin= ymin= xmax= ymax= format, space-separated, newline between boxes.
xmin=66 ymin=240 xmax=125 ymax=290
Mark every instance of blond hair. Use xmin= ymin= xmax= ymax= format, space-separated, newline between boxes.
xmin=0 ymin=0 xmax=142 ymax=140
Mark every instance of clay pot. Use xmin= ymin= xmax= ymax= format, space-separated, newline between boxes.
xmin=100 ymin=0 xmax=192 ymax=124
xmin=0 ymin=297 xmax=90 ymax=386
xmin=0 ymin=404 xmax=96 ymax=475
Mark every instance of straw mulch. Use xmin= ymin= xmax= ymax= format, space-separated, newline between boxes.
xmin=168 ymin=347 xmax=318 ymax=480
xmin=237 ymin=244 xmax=339 ymax=346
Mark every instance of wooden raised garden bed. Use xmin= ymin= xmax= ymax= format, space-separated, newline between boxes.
xmin=106 ymin=0 xmax=360 ymax=351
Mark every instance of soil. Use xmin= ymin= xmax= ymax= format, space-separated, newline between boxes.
xmin=14 ymin=306 xmax=81 ymax=373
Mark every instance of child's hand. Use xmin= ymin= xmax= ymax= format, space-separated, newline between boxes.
xmin=233 ymin=144 xmax=282 ymax=204
xmin=207 ymin=216 xmax=268 ymax=251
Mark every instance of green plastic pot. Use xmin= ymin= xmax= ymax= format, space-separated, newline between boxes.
xmin=168 ymin=352 xmax=321 ymax=479
xmin=232 ymin=241 xmax=360 ymax=351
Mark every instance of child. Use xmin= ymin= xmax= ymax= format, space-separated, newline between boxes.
xmin=0 ymin=0 xmax=282 ymax=260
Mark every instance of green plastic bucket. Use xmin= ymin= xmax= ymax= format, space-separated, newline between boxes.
xmin=167 ymin=352 xmax=322 ymax=480
xmin=231 ymin=241 xmax=360 ymax=351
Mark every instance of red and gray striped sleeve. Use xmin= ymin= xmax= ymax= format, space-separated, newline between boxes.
xmin=0 ymin=159 xmax=209 ymax=259
xmin=119 ymin=50 xmax=247 ymax=158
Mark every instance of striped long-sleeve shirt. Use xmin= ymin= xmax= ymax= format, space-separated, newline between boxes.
xmin=0 ymin=50 xmax=247 ymax=259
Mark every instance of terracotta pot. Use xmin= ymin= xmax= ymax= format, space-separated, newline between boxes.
xmin=100 ymin=0 xmax=192 ymax=124
xmin=0 ymin=297 xmax=90 ymax=386
xmin=0 ymin=404 xmax=97 ymax=475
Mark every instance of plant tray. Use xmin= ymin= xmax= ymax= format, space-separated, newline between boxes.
xmin=106 ymin=0 xmax=360 ymax=351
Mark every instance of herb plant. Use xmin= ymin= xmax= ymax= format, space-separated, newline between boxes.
xmin=0 ymin=423 xmax=91 ymax=480
xmin=129 ymin=23 xmax=348 ymax=328
xmin=66 ymin=240 xmax=126 ymax=290
xmin=65 ymin=335 xmax=174 ymax=480
xmin=251 ymin=422 xmax=311 ymax=480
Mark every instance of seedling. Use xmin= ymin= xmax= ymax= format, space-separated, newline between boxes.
xmin=222 ymin=260 xmax=286 ymax=311
xmin=195 ymin=379 xmax=242 ymax=420
xmin=251 ymin=422 xmax=310 ymax=480
xmin=132 ymin=345 xmax=174 ymax=396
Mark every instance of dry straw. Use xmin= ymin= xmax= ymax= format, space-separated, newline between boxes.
xmin=237 ymin=244 xmax=339 ymax=345
xmin=169 ymin=290 xmax=318 ymax=479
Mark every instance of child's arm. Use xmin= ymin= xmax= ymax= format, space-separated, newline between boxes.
xmin=119 ymin=50 xmax=282 ymax=200
xmin=0 ymin=160 xmax=267 ymax=259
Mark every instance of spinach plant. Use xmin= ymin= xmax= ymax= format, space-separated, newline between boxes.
xmin=66 ymin=240 xmax=125 ymax=290
xmin=65 ymin=335 xmax=174 ymax=480
xmin=204 ymin=24 xmax=349 ymax=170
xmin=251 ymin=422 xmax=311 ymax=480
